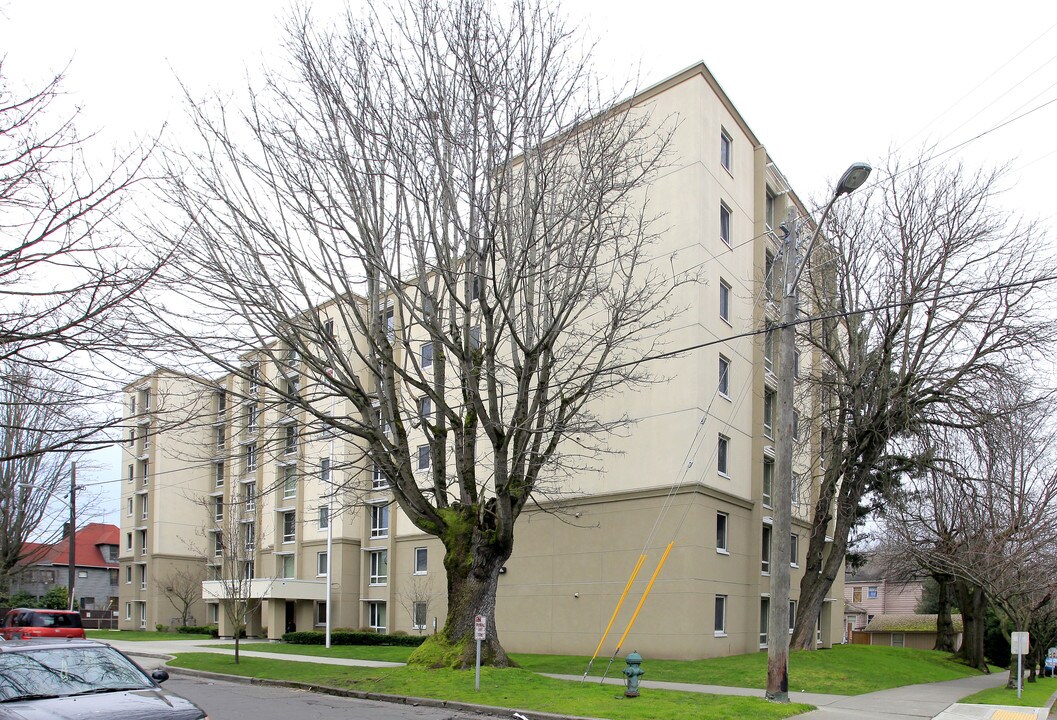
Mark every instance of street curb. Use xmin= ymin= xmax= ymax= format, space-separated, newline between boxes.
xmin=162 ymin=664 xmax=603 ymax=720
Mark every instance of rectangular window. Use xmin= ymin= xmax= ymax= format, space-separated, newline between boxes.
xmin=126 ymin=532 xmax=132 ymax=550
xmin=139 ymin=603 xmax=146 ymax=627
xmin=719 ymin=280 xmax=731 ymax=323
xmin=372 ymin=463 xmax=387 ymax=490
xmin=320 ymin=457 xmax=331 ymax=485
xmin=419 ymin=396 xmax=431 ymax=422
xmin=414 ymin=547 xmax=428 ymax=574
xmin=241 ymin=560 xmax=254 ymax=580
xmin=763 ymin=457 xmax=774 ymax=508
xmin=867 ymin=586 xmax=878 ymax=599
xmin=316 ymin=601 xmax=327 ymax=625
xmin=765 ymin=188 xmax=776 ymax=230
xmin=127 ymin=464 xmax=134 ymax=483
xmin=718 ymin=355 xmax=730 ymax=397
xmin=368 ymin=601 xmax=387 ymax=632
xmin=245 ymin=404 xmax=259 ymax=434
xmin=141 ymin=460 xmax=149 ymax=486
xmin=282 ymin=511 xmax=296 ymax=543
xmin=213 ymin=532 xmax=223 ymax=557
xmin=317 ymin=551 xmax=328 ymax=576
xmin=125 ymin=565 xmax=132 ymax=584
xmin=717 ymin=434 xmax=729 ymax=476
xmin=243 ymin=521 xmax=255 ymax=551
xmin=764 ymin=388 xmax=775 ymax=438
xmin=719 ymin=202 xmax=731 ymax=246
xmin=129 ymin=428 xmax=135 ymax=448
xmin=794 ymin=349 xmax=801 ymax=379
xmin=413 ymin=601 xmax=428 ymax=630
xmin=370 ymin=504 xmax=390 ymax=538
xmin=852 ymin=587 xmax=862 ymax=603
xmin=138 ymin=530 xmax=147 ymax=555
xmin=127 ymin=497 xmax=133 ymax=516
xmin=208 ymin=604 xmax=219 ymax=624
xmin=215 ymin=462 xmax=224 ymax=487
xmin=318 ymin=505 xmax=329 ymax=529
xmin=216 ymin=391 xmax=226 ymax=416
xmin=125 ymin=603 xmax=131 ymax=621
xmin=793 ymin=410 xmax=800 ymax=441
xmin=216 ymin=427 xmax=226 ymax=450
xmin=244 ymin=481 xmax=256 ymax=512
xmin=789 ymin=600 xmax=797 ymax=633
xmin=285 ymin=378 xmax=299 ymax=408
xmin=760 ymin=596 xmax=769 ymax=647
xmin=891 ymin=632 xmax=905 ymax=648
xmin=369 ymin=549 xmax=388 ymax=585
xmin=283 ymin=465 xmax=297 ymax=499
xmin=421 ymin=342 xmax=433 ymax=368
xmin=720 ymin=129 xmax=732 ymax=172
xmin=765 ymin=250 xmax=776 ymax=301
xmin=245 ymin=443 xmax=257 ymax=473
xmin=381 ymin=306 xmax=394 ymax=339
xmin=791 ymin=534 xmax=799 ymax=567
xmin=214 ymin=496 xmax=223 ymax=522
xmin=285 ymin=423 xmax=298 ymax=455
xmin=281 ymin=554 xmax=295 ymax=578
xmin=792 ymin=472 xmax=802 ymax=506
xmin=247 ymin=364 xmax=260 ymax=394
xmin=323 ymin=318 xmax=335 ymax=337
xmin=764 ymin=321 xmax=775 ymax=374
xmin=417 ymin=444 xmax=430 ymax=471
xmin=714 ymin=595 xmax=727 ymax=635
xmin=762 ymin=525 xmax=771 ymax=574
xmin=716 ymin=512 xmax=729 ymax=554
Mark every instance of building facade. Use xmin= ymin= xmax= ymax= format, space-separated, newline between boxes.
xmin=12 ymin=523 xmax=120 ymax=611
xmin=118 ymin=62 xmax=845 ymax=658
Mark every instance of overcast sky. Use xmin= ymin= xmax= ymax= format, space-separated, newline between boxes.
xmin=5 ymin=0 xmax=1056 ymax=521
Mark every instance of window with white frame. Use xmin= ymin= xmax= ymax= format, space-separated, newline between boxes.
xmin=320 ymin=457 xmax=331 ymax=485
xmin=372 ymin=463 xmax=387 ymax=490
xmin=283 ymin=465 xmax=297 ymax=500
xmin=763 ymin=457 xmax=774 ymax=508
xmin=790 ymin=533 xmax=799 ymax=567
xmin=125 ymin=565 xmax=132 ymax=584
xmin=765 ymin=188 xmax=776 ymax=230
xmin=139 ymin=603 xmax=146 ymax=627
xmin=282 ymin=511 xmax=296 ymax=543
xmin=717 ymin=434 xmax=729 ymax=476
xmin=719 ymin=280 xmax=731 ymax=323
xmin=247 ymin=363 xmax=260 ymax=394
xmin=125 ymin=602 xmax=131 ymax=621
xmin=213 ymin=532 xmax=223 ymax=557
xmin=126 ymin=532 xmax=132 ymax=551
xmin=317 ymin=551 xmax=328 ymax=576
xmin=761 ymin=525 xmax=771 ymax=574
xmin=380 ymin=306 xmax=394 ymax=339
xmin=720 ymin=128 xmax=732 ymax=172
xmin=414 ymin=547 xmax=428 ymax=574
xmin=243 ymin=481 xmax=256 ymax=512
xmin=764 ymin=322 xmax=775 ymax=374
xmin=242 ymin=560 xmax=254 ymax=579
xmin=789 ymin=600 xmax=797 ymax=633
xmin=280 ymin=554 xmax=295 ymax=578
xmin=765 ymin=250 xmax=776 ymax=301
xmin=127 ymin=464 xmax=134 ymax=484
xmin=867 ymin=586 xmax=878 ymax=599
xmin=215 ymin=461 xmax=224 ymax=487
xmin=214 ymin=496 xmax=223 ymax=522
xmin=714 ymin=595 xmax=727 ymax=635
xmin=208 ymin=603 xmax=218 ymax=624
xmin=760 ymin=596 xmax=769 ymax=647
xmin=417 ymin=444 xmax=430 ymax=471
xmin=719 ymin=202 xmax=731 ymax=246
xmin=369 ymin=549 xmax=388 ymax=585
xmin=127 ymin=497 xmax=133 ymax=517
xmin=323 ymin=318 xmax=335 ymax=337
xmin=318 ymin=505 xmax=329 ymax=530
xmin=368 ymin=601 xmax=387 ymax=632
xmin=793 ymin=410 xmax=800 ymax=440
xmin=419 ymin=396 xmax=431 ymax=422
xmin=413 ymin=601 xmax=427 ymax=630
xmin=216 ymin=427 xmax=226 ymax=450
xmin=245 ymin=443 xmax=257 ymax=473
xmin=421 ymin=342 xmax=433 ymax=368
xmin=243 ymin=521 xmax=255 ymax=551
xmin=718 ymin=355 xmax=730 ymax=397
xmin=245 ymin=403 xmax=259 ymax=434
xmin=370 ymin=504 xmax=389 ymax=538
xmin=316 ymin=601 xmax=327 ymax=625
xmin=764 ymin=388 xmax=775 ymax=438
xmin=891 ymin=632 xmax=905 ymax=648
xmin=284 ymin=423 xmax=298 ymax=455
xmin=286 ymin=378 xmax=299 ymax=408
xmin=716 ymin=512 xmax=729 ymax=554
xmin=141 ymin=460 xmax=149 ymax=485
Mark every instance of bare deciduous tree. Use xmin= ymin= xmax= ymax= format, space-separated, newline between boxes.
xmin=0 ymin=61 xmax=157 ymax=462
xmin=791 ymin=157 xmax=1057 ymax=649
xmin=155 ymin=563 xmax=206 ymax=628
xmin=149 ymin=0 xmax=681 ymax=667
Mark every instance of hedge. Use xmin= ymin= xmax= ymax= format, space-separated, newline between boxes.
xmin=282 ymin=630 xmax=426 ymax=647
xmin=177 ymin=625 xmax=221 ymax=637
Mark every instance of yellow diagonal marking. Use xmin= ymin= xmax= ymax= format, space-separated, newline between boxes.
xmin=991 ymin=710 xmax=1037 ymax=720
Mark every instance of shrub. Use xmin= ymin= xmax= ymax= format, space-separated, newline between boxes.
xmin=156 ymin=624 xmax=168 ymax=633
xmin=282 ymin=630 xmax=426 ymax=647
xmin=177 ymin=625 xmax=218 ymax=636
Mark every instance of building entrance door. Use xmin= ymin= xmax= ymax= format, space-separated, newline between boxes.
xmin=285 ymin=601 xmax=296 ymax=633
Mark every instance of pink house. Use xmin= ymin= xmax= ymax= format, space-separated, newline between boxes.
xmin=843 ymin=561 xmax=924 ymax=642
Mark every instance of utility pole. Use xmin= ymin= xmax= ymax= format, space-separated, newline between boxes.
xmin=765 ymin=163 xmax=871 ymax=703
xmin=68 ymin=462 xmax=77 ymax=611
xmin=766 ymin=209 xmax=797 ymax=703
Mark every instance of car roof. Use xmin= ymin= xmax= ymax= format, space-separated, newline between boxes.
xmin=0 ymin=638 xmax=104 ymax=653
xmin=7 ymin=608 xmax=79 ymax=614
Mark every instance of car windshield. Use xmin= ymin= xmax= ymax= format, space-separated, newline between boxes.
xmin=0 ymin=646 xmax=152 ymax=702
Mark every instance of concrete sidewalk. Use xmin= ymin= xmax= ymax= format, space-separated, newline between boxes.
xmin=100 ymin=637 xmax=1056 ymax=719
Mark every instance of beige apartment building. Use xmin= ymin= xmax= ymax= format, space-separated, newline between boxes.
xmin=117 ymin=62 xmax=844 ymax=659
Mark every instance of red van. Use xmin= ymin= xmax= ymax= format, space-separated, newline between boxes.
xmin=0 ymin=608 xmax=85 ymax=639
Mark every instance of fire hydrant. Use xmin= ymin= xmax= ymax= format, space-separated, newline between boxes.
xmin=622 ymin=651 xmax=645 ymax=698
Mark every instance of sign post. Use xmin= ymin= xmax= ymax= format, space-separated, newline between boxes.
xmin=1011 ymin=631 xmax=1029 ymax=699
xmin=474 ymin=614 xmax=487 ymax=692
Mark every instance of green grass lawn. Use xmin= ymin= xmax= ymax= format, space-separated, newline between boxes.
xmin=513 ymin=644 xmax=990 ymax=696
xmin=166 ymin=653 xmax=811 ymax=720
xmin=87 ymin=630 xmax=213 ymax=641
xmin=960 ymin=675 xmax=1057 ymax=707
xmin=203 ymin=643 xmax=414 ymax=663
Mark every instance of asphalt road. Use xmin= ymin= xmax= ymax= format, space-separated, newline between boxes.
xmin=164 ymin=674 xmax=506 ymax=720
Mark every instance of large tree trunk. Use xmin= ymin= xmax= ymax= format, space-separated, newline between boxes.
xmin=955 ymin=579 xmax=988 ymax=672
xmin=934 ymin=574 xmax=956 ymax=652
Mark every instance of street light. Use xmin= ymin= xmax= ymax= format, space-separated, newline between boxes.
xmin=20 ymin=462 xmax=80 ymax=611
xmin=766 ymin=163 xmax=871 ymax=703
